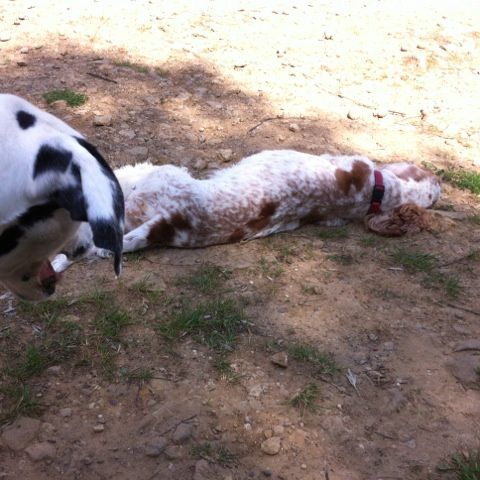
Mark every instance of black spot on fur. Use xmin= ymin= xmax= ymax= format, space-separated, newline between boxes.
xmin=89 ymin=219 xmax=123 ymax=275
xmin=34 ymin=145 xmax=72 ymax=178
xmin=72 ymin=245 xmax=87 ymax=258
xmin=74 ymin=137 xmax=125 ymax=222
xmin=0 ymin=202 xmax=59 ymax=257
xmin=18 ymin=202 xmax=58 ymax=227
xmin=16 ymin=110 xmax=36 ymax=129
xmin=51 ymin=186 xmax=87 ymax=222
xmin=0 ymin=225 xmax=23 ymax=256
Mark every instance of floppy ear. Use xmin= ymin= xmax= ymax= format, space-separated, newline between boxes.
xmin=42 ymin=137 xmax=125 ymax=275
xmin=364 ymin=203 xmax=433 ymax=236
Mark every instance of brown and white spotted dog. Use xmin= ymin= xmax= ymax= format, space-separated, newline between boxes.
xmin=53 ymin=150 xmax=440 ymax=272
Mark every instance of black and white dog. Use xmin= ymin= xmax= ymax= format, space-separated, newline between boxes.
xmin=0 ymin=94 xmax=124 ymax=300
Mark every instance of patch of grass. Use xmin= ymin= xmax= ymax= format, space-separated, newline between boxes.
xmin=469 ymin=215 xmax=480 ymax=225
xmin=258 ymin=257 xmax=284 ymax=279
xmin=390 ymin=248 xmax=437 ymax=272
xmin=327 ymin=253 xmax=355 ymax=265
xmin=114 ymin=60 xmax=149 ymax=73
xmin=17 ymin=297 xmax=69 ymax=323
xmin=288 ymin=344 xmax=340 ymax=376
xmin=77 ymin=289 xmax=115 ymax=311
xmin=447 ymin=450 xmax=480 ymax=479
xmin=130 ymin=275 xmax=161 ymax=302
xmin=288 ymin=383 xmax=319 ymax=412
xmin=157 ymin=298 xmax=250 ymax=351
xmin=177 ymin=264 xmax=231 ymax=294
xmin=213 ymin=357 xmax=240 ymax=383
xmin=317 ymin=226 xmax=349 ymax=240
xmin=94 ymin=309 xmax=131 ymax=343
xmin=6 ymin=344 xmax=49 ymax=381
xmin=0 ymin=385 xmax=43 ymax=423
xmin=190 ymin=443 xmax=237 ymax=467
xmin=119 ymin=366 xmax=154 ymax=384
xmin=125 ymin=251 xmax=146 ymax=263
xmin=439 ymin=168 xmax=480 ymax=195
xmin=43 ymin=90 xmax=87 ymax=107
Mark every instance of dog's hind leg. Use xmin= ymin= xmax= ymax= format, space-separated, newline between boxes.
xmin=122 ymin=217 xmax=164 ymax=253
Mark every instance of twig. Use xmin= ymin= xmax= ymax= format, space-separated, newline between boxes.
xmin=87 ymin=71 xmax=118 ymax=84
xmin=247 ymin=116 xmax=279 ymax=134
xmin=374 ymin=430 xmax=397 ymax=441
xmin=445 ymin=303 xmax=480 ymax=317
xmin=159 ymin=414 xmax=197 ymax=437
xmin=318 ymin=375 xmax=351 ymax=396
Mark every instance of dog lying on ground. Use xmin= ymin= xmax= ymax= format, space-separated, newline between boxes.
xmin=0 ymin=94 xmax=124 ymax=300
xmin=52 ymin=150 xmax=440 ymax=272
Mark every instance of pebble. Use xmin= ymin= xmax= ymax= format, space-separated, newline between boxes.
xmin=288 ymin=123 xmax=300 ymax=133
xmin=446 ymin=354 xmax=480 ymax=389
xmin=119 ymin=129 xmax=136 ymax=139
xmin=271 ymin=352 xmax=288 ymax=368
xmin=16 ymin=60 xmax=27 ymax=67
xmin=194 ymin=158 xmax=207 ymax=170
xmin=262 ymin=468 xmax=273 ymax=477
xmin=96 ymin=414 xmax=106 ymax=424
xmin=1 ymin=417 xmax=41 ymax=451
xmin=261 ymin=436 xmax=281 ymax=455
xmin=172 ymin=422 xmax=193 ymax=444
xmin=127 ymin=146 xmax=149 ymax=160
xmin=383 ymin=341 xmax=394 ymax=351
xmin=144 ymin=437 xmax=167 ymax=457
xmin=193 ymin=459 xmax=215 ymax=480
xmin=0 ymin=35 xmax=10 ymax=42
xmin=453 ymin=339 xmax=480 ymax=352
xmin=164 ymin=445 xmax=185 ymax=460
xmin=218 ymin=148 xmax=233 ymax=162
xmin=93 ymin=425 xmax=105 ymax=433
xmin=273 ymin=425 xmax=284 ymax=435
xmin=93 ymin=115 xmax=112 ymax=127
xmin=25 ymin=442 xmax=56 ymax=462
xmin=20 ymin=47 xmax=29 ymax=54
xmin=59 ymin=408 xmax=72 ymax=418
xmin=347 ymin=109 xmax=363 ymax=121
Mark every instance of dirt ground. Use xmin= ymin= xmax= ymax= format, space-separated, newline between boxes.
xmin=1 ymin=1 xmax=480 ymax=479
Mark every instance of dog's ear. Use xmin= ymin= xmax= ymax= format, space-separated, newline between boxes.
xmin=364 ymin=203 xmax=433 ymax=236
xmin=44 ymin=138 xmax=124 ymax=275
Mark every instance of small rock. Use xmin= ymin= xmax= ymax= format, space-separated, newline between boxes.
xmin=271 ymin=352 xmax=288 ymax=368
xmin=400 ymin=45 xmax=408 ymax=52
xmin=0 ymin=36 xmax=10 ymax=42
xmin=406 ymin=438 xmax=416 ymax=449
xmin=144 ymin=437 xmax=167 ymax=457
xmin=164 ymin=445 xmax=185 ymax=460
xmin=93 ymin=114 xmax=112 ymax=127
xmin=324 ymin=32 xmax=333 ymax=40
xmin=194 ymin=158 xmax=207 ymax=170
xmin=453 ymin=340 xmax=480 ymax=352
xmin=16 ymin=60 xmax=27 ymax=67
xmin=25 ymin=442 xmax=56 ymax=462
xmin=172 ymin=422 xmax=193 ymax=444
xmin=193 ymin=459 xmax=216 ymax=480
xmin=273 ymin=425 xmax=284 ymax=436
xmin=127 ymin=146 xmax=149 ymax=160
xmin=59 ymin=408 xmax=72 ymax=418
xmin=93 ymin=425 xmax=104 ymax=433
xmin=47 ymin=365 xmax=62 ymax=376
xmin=261 ymin=436 xmax=281 ymax=455
xmin=446 ymin=354 xmax=480 ymax=389
xmin=219 ymin=148 xmax=233 ymax=162
xmin=263 ymin=429 xmax=273 ymax=439
xmin=20 ymin=47 xmax=29 ymax=54
xmin=383 ymin=341 xmax=394 ymax=352
xmin=277 ymin=135 xmax=286 ymax=142
xmin=301 ymin=464 xmax=307 ymax=469
xmin=96 ymin=414 xmax=106 ymax=424
xmin=49 ymin=100 xmax=69 ymax=110
xmin=347 ymin=109 xmax=362 ymax=121
xmin=119 ymin=129 xmax=136 ymax=139
xmin=249 ymin=384 xmax=266 ymax=398
xmin=386 ymin=388 xmax=407 ymax=413
xmin=288 ymin=123 xmax=300 ymax=133
xmin=373 ymin=110 xmax=388 ymax=119
xmin=262 ymin=468 xmax=273 ymax=477
xmin=1 ymin=417 xmax=41 ymax=451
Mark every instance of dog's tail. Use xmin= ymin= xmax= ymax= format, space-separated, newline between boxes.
xmin=47 ymin=137 xmax=125 ymax=275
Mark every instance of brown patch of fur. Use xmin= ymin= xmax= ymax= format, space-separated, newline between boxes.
xmin=147 ymin=219 xmax=175 ymax=245
xmin=228 ymin=228 xmax=245 ymax=243
xmin=171 ymin=213 xmax=191 ymax=230
xmin=395 ymin=165 xmax=432 ymax=182
xmin=364 ymin=203 xmax=434 ymax=236
xmin=247 ymin=201 xmax=278 ymax=231
xmin=300 ymin=209 xmax=324 ymax=225
xmin=335 ymin=160 xmax=371 ymax=195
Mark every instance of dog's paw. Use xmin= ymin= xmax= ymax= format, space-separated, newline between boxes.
xmin=94 ymin=248 xmax=113 ymax=259
xmin=52 ymin=254 xmax=73 ymax=273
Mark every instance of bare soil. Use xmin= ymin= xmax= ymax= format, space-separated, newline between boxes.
xmin=1 ymin=1 xmax=480 ymax=479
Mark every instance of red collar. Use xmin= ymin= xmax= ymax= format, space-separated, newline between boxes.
xmin=367 ymin=170 xmax=385 ymax=214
